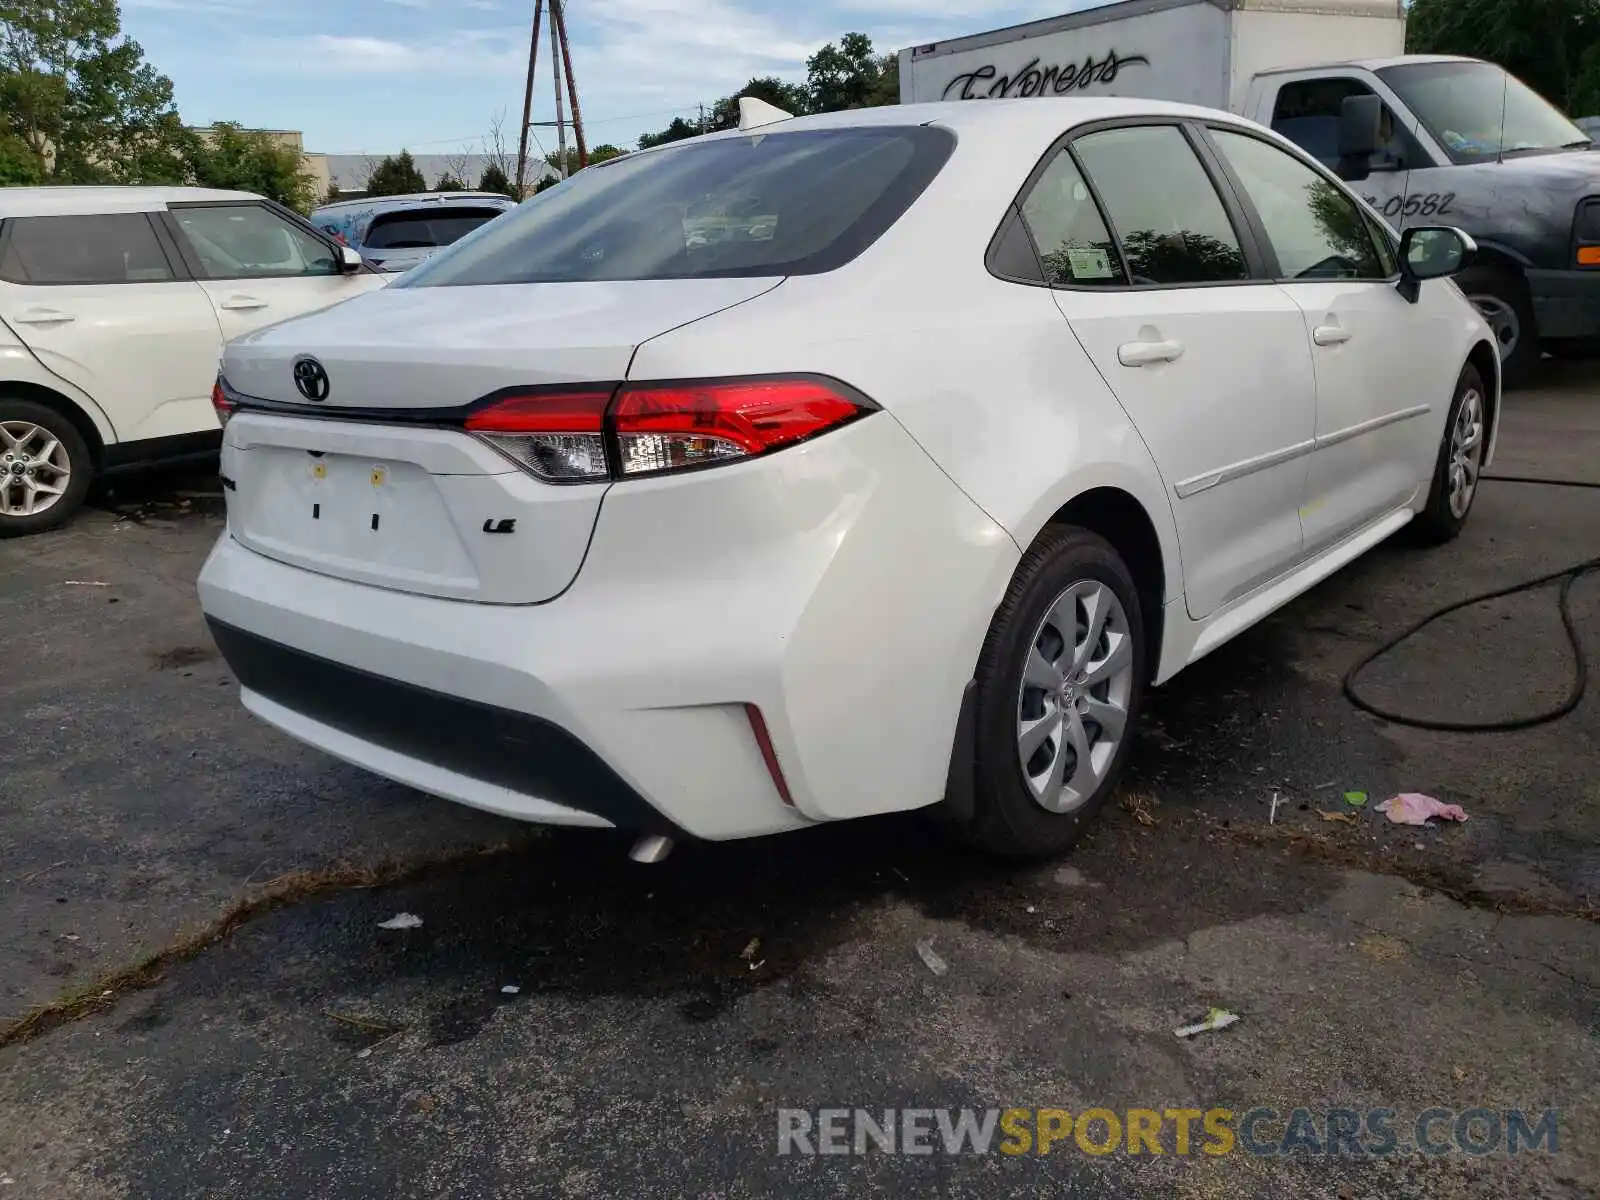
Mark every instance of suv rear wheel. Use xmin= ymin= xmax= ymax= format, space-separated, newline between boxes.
xmin=0 ymin=399 xmax=92 ymax=538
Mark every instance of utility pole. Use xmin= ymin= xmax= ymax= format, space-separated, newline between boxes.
xmin=551 ymin=0 xmax=587 ymax=170
xmin=698 ymin=102 xmax=706 ymax=134
xmin=550 ymin=8 xmax=567 ymax=178
xmin=514 ymin=0 xmax=544 ymax=199
xmin=514 ymin=0 xmax=587 ymax=189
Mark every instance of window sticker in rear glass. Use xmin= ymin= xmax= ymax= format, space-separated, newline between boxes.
xmin=1067 ymin=246 xmax=1115 ymax=280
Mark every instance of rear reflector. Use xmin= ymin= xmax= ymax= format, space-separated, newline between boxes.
xmin=744 ymin=703 xmax=796 ymax=807
xmin=465 ymin=376 xmax=876 ymax=485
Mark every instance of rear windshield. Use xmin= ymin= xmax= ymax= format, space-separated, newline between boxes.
xmin=364 ymin=207 xmax=508 ymax=250
xmin=395 ymin=126 xmax=956 ymax=286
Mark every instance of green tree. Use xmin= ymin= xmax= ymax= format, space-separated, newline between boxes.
xmin=1406 ymin=0 xmax=1600 ymax=114
xmin=708 ymin=76 xmax=811 ymax=130
xmin=0 ymin=119 xmax=41 ymax=184
xmin=478 ymin=161 xmax=514 ymax=196
xmin=434 ymin=172 xmax=466 ymax=191
xmin=324 ymin=178 xmax=343 ymax=204
xmin=544 ymin=142 xmax=626 ymax=176
xmin=0 ymin=0 xmax=192 ymax=182
xmin=806 ymin=32 xmax=896 ymax=113
xmin=638 ymin=115 xmax=701 ymax=149
xmin=185 ymin=122 xmax=316 ymax=211
xmin=365 ymin=149 xmax=426 ymax=195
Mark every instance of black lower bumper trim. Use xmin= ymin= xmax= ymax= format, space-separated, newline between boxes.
xmin=206 ymin=618 xmax=684 ymax=836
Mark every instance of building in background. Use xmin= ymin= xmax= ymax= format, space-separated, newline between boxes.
xmin=186 ymin=129 xmax=558 ymax=200
xmin=321 ymin=154 xmax=557 ymax=198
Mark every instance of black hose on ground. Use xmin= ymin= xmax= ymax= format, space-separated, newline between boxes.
xmin=1342 ymin=475 xmax=1599 ymax=732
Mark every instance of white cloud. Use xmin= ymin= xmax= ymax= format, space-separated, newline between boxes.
xmin=290 ymin=30 xmax=526 ymax=75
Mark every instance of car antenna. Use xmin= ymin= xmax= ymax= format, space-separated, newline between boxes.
xmin=738 ymin=96 xmax=793 ymax=132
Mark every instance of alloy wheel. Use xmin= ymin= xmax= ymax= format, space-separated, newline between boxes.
xmin=1448 ymin=387 xmax=1485 ymax=519
xmin=1016 ymin=580 xmax=1135 ymax=813
xmin=0 ymin=420 xmax=72 ymax=518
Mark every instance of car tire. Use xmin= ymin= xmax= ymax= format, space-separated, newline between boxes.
xmin=945 ymin=526 xmax=1147 ymax=860
xmin=0 ymin=398 xmax=93 ymax=538
xmin=1412 ymin=362 xmax=1487 ymax=546
xmin=1457 ymin=266 xmax=1537 ymax=388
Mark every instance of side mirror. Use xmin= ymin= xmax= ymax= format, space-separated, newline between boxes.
xmin=338 ymin=244 xmax=364 ymax=273
xmin=1335 ymin=94 xmax=1383 ymax=182
xmin=1397 ymin=225 xmax=1476 ymax=303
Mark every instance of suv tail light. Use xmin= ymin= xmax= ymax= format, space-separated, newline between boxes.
xmin=211 ymin=378 xmax=236 ymax=428
xmin=465 ymin=376 xmax=877 ymax=484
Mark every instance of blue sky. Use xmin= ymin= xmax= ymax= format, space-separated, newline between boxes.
xmin=122 ymin=0 xmax=1073 ymax=156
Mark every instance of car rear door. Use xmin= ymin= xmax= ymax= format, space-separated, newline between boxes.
xmin=162 ymin=201 xmax=384 ymax=342
xmin=0 ymin=211 xmax=223 ymax=444
xmin=1025 ymin=121 xmax=1318 ymax=620
xmin=1201 ymin=125 xmax=1446 ymax=559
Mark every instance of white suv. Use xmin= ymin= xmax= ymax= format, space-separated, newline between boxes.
xmin=198 ymin=99 xmax=1498 ymax=859
xmin=0 ymin=187 xmax=387 ymax=536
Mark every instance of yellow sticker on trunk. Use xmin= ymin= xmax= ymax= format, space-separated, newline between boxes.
xmin=312 ymin=463 xmax=327 ymax=480
xmin=371 ymin=467 xmax=386 ymax=487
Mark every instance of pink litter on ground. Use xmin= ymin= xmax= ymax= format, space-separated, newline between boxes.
xmin=1377 ymin=793 xmax=1468 ymax=826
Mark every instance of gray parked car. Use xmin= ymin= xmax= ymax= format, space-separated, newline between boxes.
xmin=310 ymin=192 xmax=517 ymax=273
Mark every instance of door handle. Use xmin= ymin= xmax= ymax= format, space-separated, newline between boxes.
xmin=218 ymin=296 xmax=268 ymax=311
xmin=1117 ymin=339 xmax=1183 ymax=367
xmin=1312 ymin=324 xmax=1352 ymax=346
xmin=11 ymin=306 xmax=75 ymax=325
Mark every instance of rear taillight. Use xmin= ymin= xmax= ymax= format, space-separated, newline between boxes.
xmin=212 ymin=377 xmax=236 ymax=428
xmin=464 ymin=376 xmax=876 ymax=484
xmin=464 ymin=390 xmax=611 ymax=482
xmin=611 ymin=379 xmax=867 ymax=477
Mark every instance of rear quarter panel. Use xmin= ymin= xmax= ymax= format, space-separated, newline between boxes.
xmin=626 ymin=118 xmax=1186 ymax=603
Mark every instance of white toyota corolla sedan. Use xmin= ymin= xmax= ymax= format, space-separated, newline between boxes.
xmin=197 ymin=97 xmax=1498 ymax=859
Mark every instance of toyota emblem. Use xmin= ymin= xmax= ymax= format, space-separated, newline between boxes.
xmin=292 ymin=356 xmax=330 ymax=402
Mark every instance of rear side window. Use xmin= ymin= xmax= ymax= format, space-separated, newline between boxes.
xmin=0 ymin=214 xmax=174 ymax=285
xmin=397 ymin=126 xmax=956 ymax=286
xmin=1019 ymin=150 xmax=1126 ymax=286
xmin=364 ymin=208 xmax=508 ymax=250
xmin=1072 ymin=125 xmax=1248 ymax=286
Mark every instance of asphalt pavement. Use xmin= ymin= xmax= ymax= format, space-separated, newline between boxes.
xmin=1 ymin=364 xmax=1597 ymax=1199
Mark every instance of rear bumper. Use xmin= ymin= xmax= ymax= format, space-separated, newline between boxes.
xmin=1526 ymin=267 xmax=1600 ymax=340
xmin=197 ymin=414 xmax=1020 ymax=840
xmin=207 ymin=617 xmax=683 ymax=835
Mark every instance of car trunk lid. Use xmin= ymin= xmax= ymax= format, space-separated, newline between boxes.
xmin=219 ymin=278 xmax=779 ymax=603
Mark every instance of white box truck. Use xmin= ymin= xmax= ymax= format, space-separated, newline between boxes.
xmin=900 ymin=0 xmax=1600 ymax=384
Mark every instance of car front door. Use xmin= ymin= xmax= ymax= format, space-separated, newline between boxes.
xmin=0 ymin=211 xmax=223 ymax=445
xmin=1204 ymin=125 xmax=1451 ymax=557
xmin=163 ymin=202 xmax=382 ymax=342
xmin=1023 ymin=122 xmax=1319 ymax=620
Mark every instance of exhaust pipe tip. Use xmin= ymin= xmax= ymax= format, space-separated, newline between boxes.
xmin=629 ymin=835 xmax=674 ymax=864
